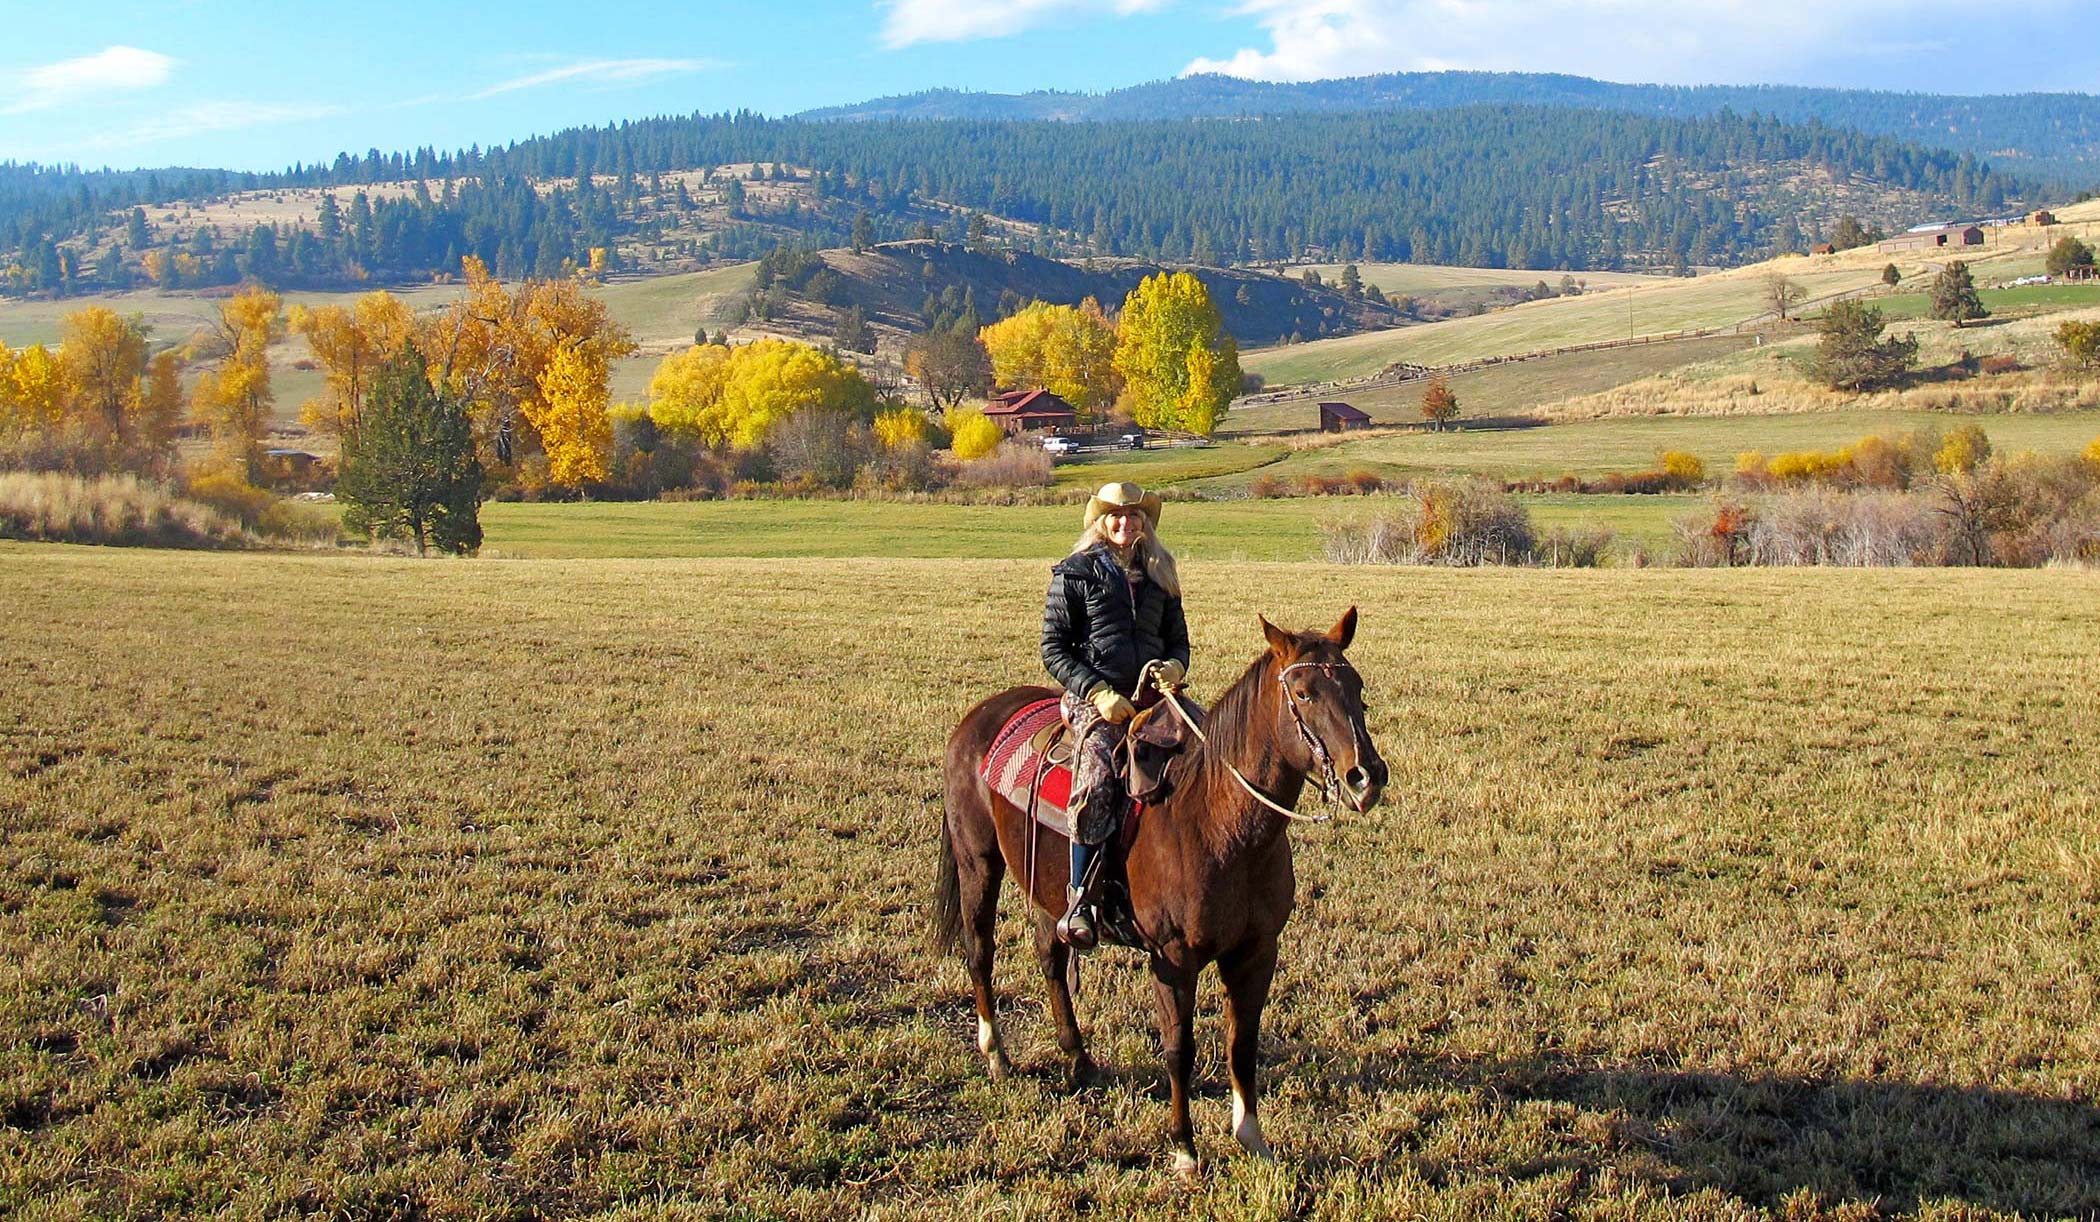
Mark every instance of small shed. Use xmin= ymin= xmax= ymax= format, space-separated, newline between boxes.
xmin=1318 ymin=401 xmax=1372 ymax=433
xmin=1810 ymin=243 xmax=1837 ymax=256
xmin=983 ymin=388 xmax=1078 ymax=433
xmin=2030 ymin=210 xmax=2058 ymax=227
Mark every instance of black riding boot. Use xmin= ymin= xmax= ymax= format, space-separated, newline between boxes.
xmin=1057 ymin=839 xmax=1100 ymax=951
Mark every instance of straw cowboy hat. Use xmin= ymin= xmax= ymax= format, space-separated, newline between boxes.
xmin=1084 ymin=481 xmax=1163 ymax=530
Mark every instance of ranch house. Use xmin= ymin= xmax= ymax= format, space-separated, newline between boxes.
xmin=983 ymin=388 xmax=1078 ymax=433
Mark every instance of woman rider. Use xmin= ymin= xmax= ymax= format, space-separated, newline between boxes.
xmin=1041 ymin=481 xmax=1191 ymax=949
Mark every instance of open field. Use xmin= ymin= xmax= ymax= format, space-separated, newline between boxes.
xmin=1195 ymin=410 xmax=2100 ymax=496
xmin=1227 ymin=335 xmax=1756 ymax=434
xmin=1875 ymin=282 xmax=2100 ymax=321
xmin=1301 ymin=263 xmax=1667 ymax=296
xmin=3 ymin=545 xmax=2098 ymax=1217
xmin=1048 ymin=444 xmax=1288 ymax=490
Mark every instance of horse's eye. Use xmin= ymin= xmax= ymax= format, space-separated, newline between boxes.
xmin=1293 ymin=687 xmax=1313 ymax=703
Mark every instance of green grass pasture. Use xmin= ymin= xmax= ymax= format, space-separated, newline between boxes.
xmin=3 ymin=546 xmax=2098 ymax=1217
xmin=1873 ymin=282 xmax=2100 ymax=321
xmin=1048 ymin=443 xmax=1288 ymax=489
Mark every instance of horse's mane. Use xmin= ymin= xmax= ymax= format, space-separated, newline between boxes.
xmin=1189 ymin=646 xmax=1280 ymax=797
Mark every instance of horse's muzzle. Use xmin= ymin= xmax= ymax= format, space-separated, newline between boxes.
xmin=1342 ymin=758 xmax=1386 ymax=812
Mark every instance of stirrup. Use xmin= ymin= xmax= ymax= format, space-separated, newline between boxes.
xmin=1057 ymin=887 xmax=1098 ymax=952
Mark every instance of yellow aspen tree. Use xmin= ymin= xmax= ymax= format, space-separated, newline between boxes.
xmin=290 ymin=292 xmax=416 ymax=435
xmin=1111 ymin=272 xmax=1239 ymax=435
xmin=946 ymin=408 xmax=1002 ymax=459
xmin=191 ymin=287 xmax=283 ymax=480
xmin=979 ymin=304 xmax=1059 ymax=389
xmin=57 ymin=306 xmax=150 ymax=442
xmin=873 ymin=407 xmax=929 ymax=449
xmin=137 ymin=352 xmax=185 ymax=473
xmin=978 ymin=299 xmax=1119 ymax=415
xmin=708 ymin=338 xmax=876 ymax=449
xmin=529 ymin=341 xmax=613 ymax=487
xmin=5 ymin=344 xmax=68 ymax=435
xmin=645 ymin=343 xmax=733 ymax=440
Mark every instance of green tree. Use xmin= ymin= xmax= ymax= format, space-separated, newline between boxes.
xmin=1881 ymin=263 xmax=1902 ymax=288
xmin=2056 ymin=320 xmax=2100 ymax=371
xmin=1112 ymin=271 xmax=1240 ymax=435
xmin=1929 ymin=261 xmax=1987 ymax=327
xmin=1338 ymin=264 xmax=1362 ymax=298
xmin=1830 ymin=214 xmax=1873 ymax=250
xmin=851 ymin=210 xmax=874 ymax=255
xmin=338 ymin=347 xmax=484 ymax=556
xmin=835 ymin=305 xmax=876 ymax=355
xmin=2045 ymin=236 xmax=2094 ymax=277
xmin=1811 ymin=299 xmax=1918 ymax=391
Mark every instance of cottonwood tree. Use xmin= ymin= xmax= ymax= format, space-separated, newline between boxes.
xmin=189 ymin=286 xmax=284 ymax=481
xmin=56 ymin=307 xmax=148 ymax=444
xmin=977 ymin=299 xmax=1118 ymax=414
xmin=1810 ymin=299 xmax=1918 ymax=392
xmin=531 ymin=341 xmax=614 ymax=487
xmin=289 ymin=292 xmax=416 ymax=435
xmin=1929 ymin=261 xmax=1988 ymax=327
xmin=1112 ymin=271 xmax=1239 ymax=435
xmin=2045 ymin=236 xmax=2094 ymax=277
xmin=1764 ymin=273 xmax=1807 ymax=322
xmin=338 ymin=346 xmax=482 ymax=556
xmin=648 ymin=337 xmax=876 ymax=448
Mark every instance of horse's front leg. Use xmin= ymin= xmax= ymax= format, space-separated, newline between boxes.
xmin=1219 ymin=938 xmax=1279 ymax=1160
xmin=1149 ymin=957 xmax=1201 ymax=1175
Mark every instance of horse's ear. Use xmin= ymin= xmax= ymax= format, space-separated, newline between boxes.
xmin=1259 ymin=615 xmax=1294 ymax=657
xmin=1327 ymin=606 xmax=1358 ymax=650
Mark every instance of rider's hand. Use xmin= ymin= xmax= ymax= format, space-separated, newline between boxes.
xmin=1091 ymin=686 xmax=1137 ymax=724
xmin=1154 ymin=659 xmax=1186 ymax=688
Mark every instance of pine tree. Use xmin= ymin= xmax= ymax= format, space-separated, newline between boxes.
xmin=338 ymin=346 xmax=483 ymax=556
xmin=1812 ymin=299 xmax=1918 ymax=391
xmin=1929 ymin=261 xmax=1987 ymax=327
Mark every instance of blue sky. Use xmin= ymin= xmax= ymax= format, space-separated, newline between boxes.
xmin=2 ymin=0 xmax=2093 ymax=172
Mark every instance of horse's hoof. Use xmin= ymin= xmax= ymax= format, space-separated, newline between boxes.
xmin=987 ymin=1052 xmax=1013 ymax=1082
xmin=1065 ymin=1051 xmax=1099 ymax=1091
xmin=1170 ymin=1149 xmax=1200 ymax=1179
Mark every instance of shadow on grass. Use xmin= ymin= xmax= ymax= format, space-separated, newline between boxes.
xmin=1274 ymin=1043 xmax=2100 ymax=1216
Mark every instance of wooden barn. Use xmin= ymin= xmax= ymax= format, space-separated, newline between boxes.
xmin=1878 ymin=225 xmax=1985 ymax=253
xmin=982 ymin=388 xmax=1078 ymax=433
xmin=2030 ymin=210 xmax=2058 ymax=227
xmin=1811 ymin=243 xmax=1837 ymax=256
xmin=1319 ymin=401 xmax=1372 ymax=433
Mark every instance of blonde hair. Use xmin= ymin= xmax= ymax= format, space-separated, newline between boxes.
xmin=1072 ymin=512 xmax=1181 ymax=597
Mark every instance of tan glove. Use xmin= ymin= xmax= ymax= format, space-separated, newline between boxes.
xmin=1153 ymin=659 xmax=1187 ymax=688
xmin=1090 ymin=685 xmax=1137 ymax=724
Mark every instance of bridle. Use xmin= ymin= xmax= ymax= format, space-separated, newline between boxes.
xmin=1145 ymin=656 xmax=1364 ymax=824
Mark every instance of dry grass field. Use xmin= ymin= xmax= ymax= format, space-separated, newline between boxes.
xmin=4 ymin=542 xmax=2099 ymax=1218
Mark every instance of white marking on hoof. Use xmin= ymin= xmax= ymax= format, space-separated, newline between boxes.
xmin=1172 ymin=1150 xmax=1200 ymax=1177
xmin=1231 ymin=1088 xmax=1274 ymax=1160
xmin=977 ymin=1016 xmax=998 ymax=1056
xmin=978 ymin=1017 xmax=1011 ymax=1080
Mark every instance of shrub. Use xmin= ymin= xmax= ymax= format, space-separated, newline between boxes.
xmin=766 ymin=409 xmax=874 ymax=491
xmin=952 ymin=440 xmax=1053 ymax=489
xmin=1671 ymin=498 xmax=1755 ymax=567
xmin=1657 ymin=450 xmax=1705 ymax=488
xmin=1978 ymin=355 xmax=2021 ymax=376
xmin=0 ymin=472 xmax=254 ymax=548
xmin=1747 ymin=488 xmax=1936 ymax=566
xmin=1302 ymin=474 xmax=1349 ymax=496
xmin=1247 ymin=474 xmax=1290 ymax=499
xmin=2057 ymin=320 xmax=2100 ymax=372
xmin=186 ymin=470 xmax=275 ymax=527
xmin=1537 ymin=525 xmax=1616 ymax=567
xmin=1935 ymin=424 xmax=1992 ymax=476
xmin=1345 ymin=469 xmax=1386 ymax=495
xmin=873 ymin=408 xmax=930 ymax=450
xmin=858 ymin=440 xmax=944 ymax=493
xmin=946 ymin=409 xmax=1003 ymax=460
xmin=1322 ymin=479 xmax=1534 ymax=565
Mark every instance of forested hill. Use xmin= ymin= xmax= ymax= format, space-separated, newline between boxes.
xmin=801 ymin=71 xmax=2100 ymax=179
xmin=2 ymin=105 xmax=2029 ymax=294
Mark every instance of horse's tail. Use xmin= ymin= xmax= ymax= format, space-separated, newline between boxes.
xmin=930 ymin=806 xmax=962 ymax=958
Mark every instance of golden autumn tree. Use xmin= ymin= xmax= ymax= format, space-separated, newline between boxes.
xmin=978 ymin=298 xmax=1119 ymax=415
xmin=1111 ymin=272 xmax=1239 ymax=435
xmin=137 ymin=351 xmax=185 ymax=474
xmin=289 ymin=292 xmax=417 ymax=435
xmin=1 ymin=343 xmax=68 ymax=438
xmin=530 ymin=340 xmax=613 ymax=487
xmin=58 ymin=307 xmax=150 ymax=444
xmin=421 ymin=257 xmax=634 ymax=470
xmin=644 ymin=338 xmax=875 ymax=450
xmin=190 ymin=287 xmax=284 ymax=480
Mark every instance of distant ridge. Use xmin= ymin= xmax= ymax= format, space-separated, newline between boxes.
xmin=798 ymin=71 xmax=2100 ymax=179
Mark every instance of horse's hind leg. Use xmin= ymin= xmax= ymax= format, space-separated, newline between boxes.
xmin=957 ymin=829 xmax=1013 ymax=1081
xmin=1031 ymin=911 xmax=1096 ymax=1089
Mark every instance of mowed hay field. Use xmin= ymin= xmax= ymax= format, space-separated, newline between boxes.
xmin=5 ymin=544 xmax=2100 ymax=1218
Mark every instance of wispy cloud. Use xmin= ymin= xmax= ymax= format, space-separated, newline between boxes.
xmin=879 ymin=0 xmax=1171 ymax=48
xmin=91 ymin=100 xmax=347 ymax=149
xmin=1180 ymin=0 xmax=2083 ymax=88
xmin=3 ymin=45 xmax=174 ymax=115
xmin=469 ymin=57 xmax=718 ymax=100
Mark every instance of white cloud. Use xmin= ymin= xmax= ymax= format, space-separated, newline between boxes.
xmin=4 ymin=45 xmax=174 ymax=114
xmin=469 ymin=57 xmax=718 ymax=99
xmin=1182 ymin=0 xmax=2081 ymax=88
xmin=880 ymin=0 xmax=1171 ymax=48
xmin=92 ymin=100 xmax=346 ymax=149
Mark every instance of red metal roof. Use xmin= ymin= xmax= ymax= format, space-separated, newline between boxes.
xmin=984 ymin=389 xmax=1076 ymax=417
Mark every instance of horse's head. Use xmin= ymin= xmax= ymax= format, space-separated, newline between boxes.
xmin=1260 ymin=607 xmax=1387 ymax=813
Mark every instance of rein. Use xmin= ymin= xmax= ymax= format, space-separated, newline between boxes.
xmin=1142 ymin=658 xmax=1356 ymax=825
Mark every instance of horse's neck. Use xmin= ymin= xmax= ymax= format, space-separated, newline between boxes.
xmin=1180 ymin=673 xmax=1305 ymax=861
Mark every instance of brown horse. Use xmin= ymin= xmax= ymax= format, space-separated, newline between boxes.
xmin=932 ymin=607 xmax=1387 ymax=1174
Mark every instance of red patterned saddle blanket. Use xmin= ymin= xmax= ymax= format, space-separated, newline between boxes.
xmin=979 ymin=698 xmax=1077 ymax=828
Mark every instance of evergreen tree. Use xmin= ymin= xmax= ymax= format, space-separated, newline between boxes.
xmin=2045 ymin=236 xmax=2094 ymax=277
xmin=835 ymin=304 xmax=875 ymax=354
xmin=338 ymin=346 xmax=483 ymax=556
xmin=1881 ymin=263 xmax=1902 ymax=287
xmin=1811 ymin=299 xmax=1918 ymax=391
xmin=1929 ymin=260 xmax=1987 ymax=327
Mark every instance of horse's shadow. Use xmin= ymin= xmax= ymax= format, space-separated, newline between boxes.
xmin=1261 ymin=1040 xmax=2100 ymax=1216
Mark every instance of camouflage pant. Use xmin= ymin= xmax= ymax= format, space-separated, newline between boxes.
xmin=1060 ymin=691 xmax=1124 ymax=846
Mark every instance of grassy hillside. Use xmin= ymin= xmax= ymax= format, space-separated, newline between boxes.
xmin=4 ymin=545 xmax=2097 ymax=1216
xmin=1244 ymin=215 xmax=2100 ymax=387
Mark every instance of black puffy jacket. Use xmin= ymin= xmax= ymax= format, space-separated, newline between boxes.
xmin=1041 ymin=543 xmax=1191 ymax=700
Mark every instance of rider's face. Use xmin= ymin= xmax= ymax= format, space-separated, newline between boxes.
xmin=1104 ymin=509 xmax=1144 ymax=549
